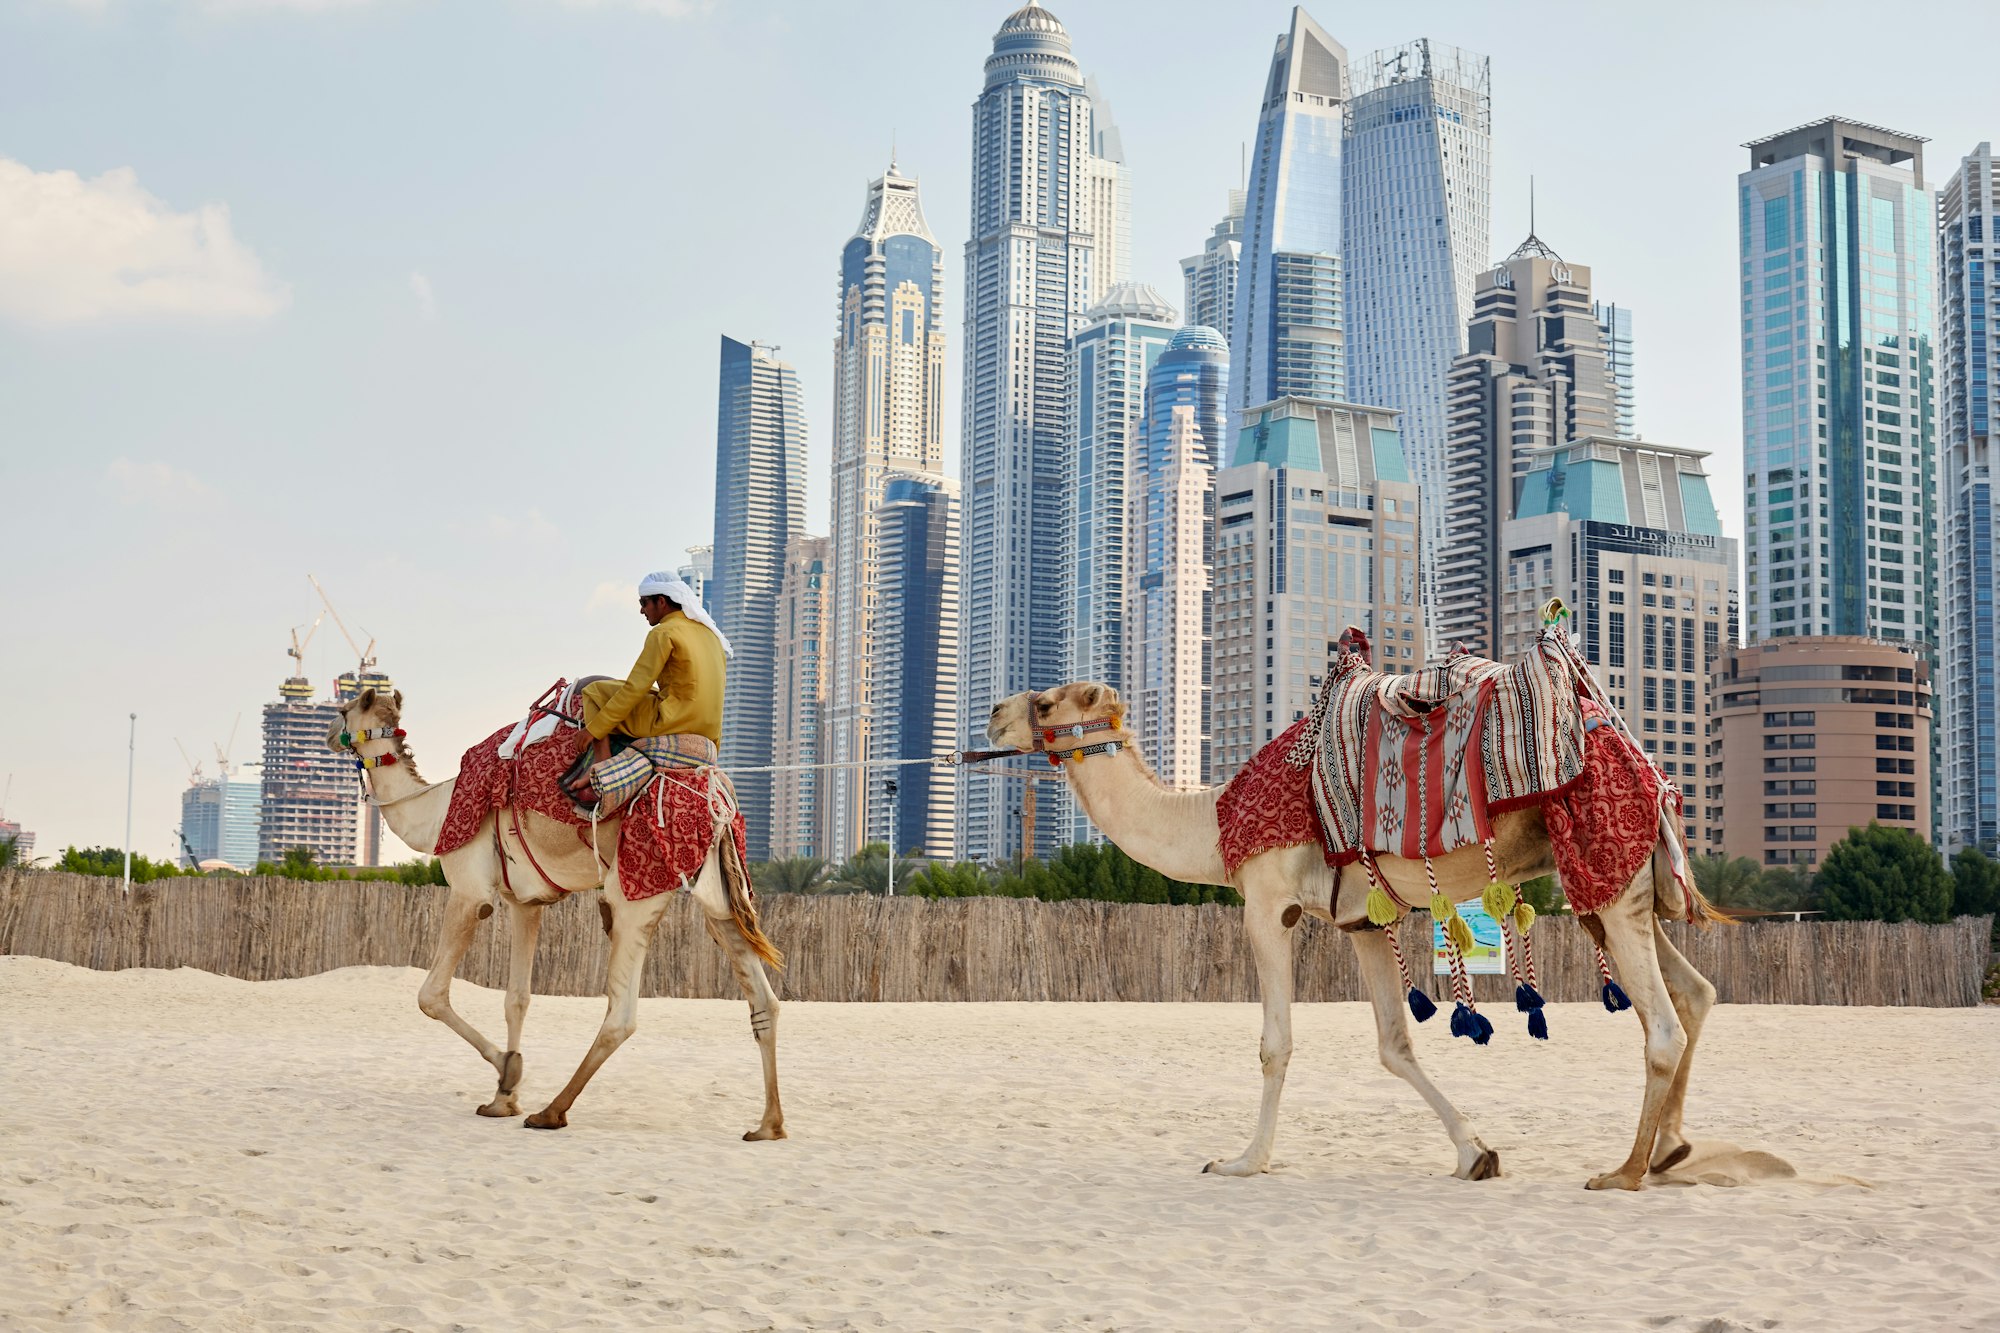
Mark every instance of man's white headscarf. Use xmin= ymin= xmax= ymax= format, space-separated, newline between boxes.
xmin=637 ymin=570 xmax=732 ymax=657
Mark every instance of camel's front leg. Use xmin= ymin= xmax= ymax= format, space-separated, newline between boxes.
xmin=692 ymin=855 xmax=786 ymax=1141
xmin=1647 ymin=919 xmax=1716 ymax=1174
xmin=1348 ymin=926 xmax=1498 ymax=1179
xmin=1586 ymin=885 xmax=1686 ymax=1190
xmin=477 ymin=899 xmax=543 ymax=1118
xmin=524 ymin=884 xmax=668 ymax=1130
xmin=418 ymin=883 xmax=505 ymax=1076
xmin=1205 ymin=867 xmax=1295 ymax=1177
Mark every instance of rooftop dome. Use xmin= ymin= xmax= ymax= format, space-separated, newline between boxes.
xmin=986 ymin=0 xmax=1079 ymax=88
xmin=1085 ymin=281 xmax=1176 ymax=324
xmin=1168 ymin=325 xmax=1228 ymax=352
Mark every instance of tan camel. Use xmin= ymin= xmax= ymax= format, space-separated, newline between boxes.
xmin=988 ymin=682 xmax=1717 ymax=1190
xmin=327 ymin=688 xmax=786 ymax=1138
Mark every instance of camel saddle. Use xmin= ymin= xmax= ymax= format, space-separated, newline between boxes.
xmin=1298 ymin=624 xmax=1590 ymax=865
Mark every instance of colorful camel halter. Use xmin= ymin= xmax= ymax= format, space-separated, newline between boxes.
xmin=337 ymin=725 xmax=406 ymax=770
xmin=1028 ymin=692 xmax=1129 ymax=767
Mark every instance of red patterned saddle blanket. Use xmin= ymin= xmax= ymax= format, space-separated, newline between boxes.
xmin=434 ymin=721 xmax=746 ymax=902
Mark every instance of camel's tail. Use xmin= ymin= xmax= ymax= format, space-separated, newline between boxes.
xmin=718 ymin=826 xmax=785 ymax=970
xmin=1652 ymin=816 xmax=1721 ymax=926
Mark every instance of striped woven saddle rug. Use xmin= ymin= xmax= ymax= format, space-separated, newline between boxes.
xmin=1301 ymin=626 xmax=1591 ymax=865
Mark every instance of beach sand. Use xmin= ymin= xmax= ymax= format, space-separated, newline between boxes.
xmin=3 ymin=956 xmax=1995 ymax=1331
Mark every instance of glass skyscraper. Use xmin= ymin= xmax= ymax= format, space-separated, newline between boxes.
xmin=1343 ymin=38 xmax=1491 ymax=631
xmin=1595 ymin=300 xmax=1638 ymax=437
xmin=1229 ymin=7 xmax=1348 ymax=421
xmin=1181 ymin=190 xmax=1243 ymax=340
xmin=1129 ymin=325 xmax=1230 ymax=789
xmin=1738 ymin=118 xmax=1938 ymax=648
xmin=713 ymin=335 xmax=808 ymax=863
xmin=959 ymin=1 xmax=1119 ymax=862
xmin=873 ymin=474 xmax=960 ymax=858
xmin=1940 ymin=142 xmax=1998 ymax=852
xmin=826 ymin=162 xmax=946 ymax=863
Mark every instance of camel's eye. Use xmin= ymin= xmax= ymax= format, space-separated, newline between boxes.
xmin=1035 ymin=700 xmax=1051 ymax=717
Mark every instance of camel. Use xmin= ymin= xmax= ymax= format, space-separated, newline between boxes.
xmin=327 ymin=688 xmax=786 ymax=1138
xmin=987 ymin=681 xmax=1717 ymax=1190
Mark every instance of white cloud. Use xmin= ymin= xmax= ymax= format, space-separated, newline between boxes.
xmin=0 ymin=158 xmax=288 ymax=326
xmin=586 ymin=580 xmax=631 ymax=614
xmin=408 ymin=270 xmax=437 ymax=319
xmin=108 ymin=459 xmax=214 ymax=506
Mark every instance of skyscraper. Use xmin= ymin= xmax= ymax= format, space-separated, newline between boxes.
xmin=1595 ymin=301 xmax=1638 ymax=437
xmin=181 ymin=767 xmax=262 ymax=869
xmin=1181 ymin=190 xmax=1243 ymax=338
xmin=826 ymin=162 xmax=947 ymax=863
xmin=1436 ymin=237 xmax=1617 ymax=657
xmin=1738 ymin=118 xmax=1938 ymax=649
xmin=1129 ymin=325 xmax=1230 ymax=789
xmin=712 ymin=335 xmax=808 ymax=863
xmin=960 ymin=1 xmax=1119 ymax=862
xmin=772 ymin=535 xmax=831 ymax=860
xmin=1084 ymin=75 xmax=1130 ymax=304
xmin=1212 ymin=398 xmax=1424 ymax=779
xmin=1230 ymin=7 xmax=1348 ymax=420
xmin=872 ymin=474 xmax=961 ymax=858
xmin=1343 ymin=38 xmax=1491 ymax=630
xmin=1500 ymin=437 xmax=1737 ymax=850
xmin=1940 ymin=142 xmax=1998 ymax=852
xmin=258 ymin=672 xmax=358 ymax=866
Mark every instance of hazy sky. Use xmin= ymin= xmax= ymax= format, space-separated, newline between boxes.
xmin=4 ymin=0 xmax=1996 ymax=862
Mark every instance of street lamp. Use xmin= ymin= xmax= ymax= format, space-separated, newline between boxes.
xmin=884 ymin=778 xmax=898 ymax=896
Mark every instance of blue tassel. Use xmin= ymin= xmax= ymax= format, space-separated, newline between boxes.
xmin=1449 ymin=1001 xmax=1471 ymax=1037
xmin=1452 ymin=1001 xmax=1492 ymax=1041
xmin=1601 ymin=979 xmax=1631 ymax=1013
xmin=1407 ymin=988 xmax=1437 ymax=1022
xmin=1528 ymin=1007 xmax=1549 ymax=1041
xmin=1514 ymin=982 xmax=1546 ymax=1012
xmin=1472 ymin=1011 xmax=1494 ymax=1045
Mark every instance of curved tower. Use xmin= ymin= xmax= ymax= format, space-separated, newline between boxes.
xmin=826 ymin=161 xmax=946 ymax=862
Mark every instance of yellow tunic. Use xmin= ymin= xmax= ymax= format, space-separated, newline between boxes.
xmin=582 ymin=611 xmax=726 ymax=743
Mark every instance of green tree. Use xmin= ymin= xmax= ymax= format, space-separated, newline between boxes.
xmin=1518 ymin=874 xmax=1567 ymax=916
xmin=752 ymin=856 xmax=829 ymax=896
xmin=903 ymin=861 xmax=994 ymax=898
xmin=820 ymin=844 xmax=890 ymax=895
xmin=1691 ymin=854 xmax=1764 ymax=908
xmin=1813 ymin=822 xmax=1952 ymax=923
xmin=1950 ymin=846 xmax=2000 ymax=946
xmin=53 ymin=845 xmax=182 ymax=882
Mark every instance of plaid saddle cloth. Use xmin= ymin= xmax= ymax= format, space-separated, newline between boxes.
xmin=585 ymin=734 xmax=718 ymax=816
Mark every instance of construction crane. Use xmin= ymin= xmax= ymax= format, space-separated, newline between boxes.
xmin=213 ymin=713 xmax=241 ymax=778
xmin=308 ymin=574 xmax=377 ymax=678
xmin=287 ymin=611 xmax=327 ymax=676
xmin=173 ymin=739 xmax=205 ymax=786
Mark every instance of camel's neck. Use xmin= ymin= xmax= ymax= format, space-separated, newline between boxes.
xmin=354 ymin=744 xmax=453 ymax=856
xmin=1063 ymin=746 xmax=1229 ymax=885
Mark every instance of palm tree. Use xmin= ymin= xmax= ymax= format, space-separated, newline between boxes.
xmin=819 ymin=844 xmax=890 ymax=895
xmin=751 ymin=855 xmax=829 ymax=896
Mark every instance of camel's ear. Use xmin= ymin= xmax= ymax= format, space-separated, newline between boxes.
xmin=392 ymin=690 xmax=404 ymax=710
xmin=1079 ymin=684 xmax=1102 ymax=709
xmin=357 ymin=688 xmax=376 ymax=711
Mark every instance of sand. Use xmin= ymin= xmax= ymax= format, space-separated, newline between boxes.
xmin=2 ymin=956 xmax=1996 ymax=1332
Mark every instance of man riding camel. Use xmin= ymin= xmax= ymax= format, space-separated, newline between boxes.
xmin=569 ymin=570 xmax=730 ymax=805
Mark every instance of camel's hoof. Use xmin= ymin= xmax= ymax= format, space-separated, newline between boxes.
xmin=742 ymin=1125 xmax=788 ymax=1142
xmin=1457 ymin=1148 xmax=1502 ymax=1181
xmin=1586 ymin=1169 xmax=1644 ymax=1191
xmin=1650 ymin=1141 xmax=1692 ymax=1174
xmin=523 ymin=1109 xmax=568 ymax=1130
xmin=475 ymin=1098 xmax=519 ymax=1118
xmin=1201 ymin=1158 xmax=1265 ymax=1177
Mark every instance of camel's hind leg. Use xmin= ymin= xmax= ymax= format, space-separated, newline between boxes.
xmin=1647 ymin=920 xmax=1716 ymax=1174
xmin=1204 ymin=864 xmax=1295 ymax=1176
xmin=1349 ymin=927 xmax=1499 ymax=1180
xmin=525 ymin=879 xmax=670 ymax=1130
xmin=477 ymin=899 xmax=543 ymax=1118
xmin=1586 ymin=881 xmax=1687 ymax=1190
xmin=418 ymin=880 xmax=508 ymax=1081
xmin=691 ymin=853 xmax=786 ymax=1141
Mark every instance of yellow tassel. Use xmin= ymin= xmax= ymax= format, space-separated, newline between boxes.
xmin=1481 ymin=880 xmax=1517 ymax=921
xmin=1447 ymin=914 xmax=1474 ymax=954
xmin=1428 ymin=891 xmax=1453 ymax=921
xmin=1365 ymin=885 xmax=1398 ymax=926
xmin=1514 ymin=902 xmax=1537 ymax=936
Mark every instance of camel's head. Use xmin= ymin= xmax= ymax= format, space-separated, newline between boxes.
xmin=328 ymin=687 xmax=404 ymax=751
xmin=986 ymin=681 xmax=1122 ymax=753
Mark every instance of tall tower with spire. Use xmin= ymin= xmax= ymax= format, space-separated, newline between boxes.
xmin=1230 ymin=7 xmax=1349 ymax=420
xmin=959 ymin=2 xmax=1120 ymax=861
xmin=825 ymin=160 xmax=948 ymax=862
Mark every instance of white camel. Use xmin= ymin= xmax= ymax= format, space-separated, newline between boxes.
xmin=328 ymin=687 xmax=786 ymax=1137
xmin=988 ymin=682 xmax=1717 ymax=1190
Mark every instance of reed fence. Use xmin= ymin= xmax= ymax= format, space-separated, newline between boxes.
xmin=1 ymin=870 xmax=1989 ymax=1007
